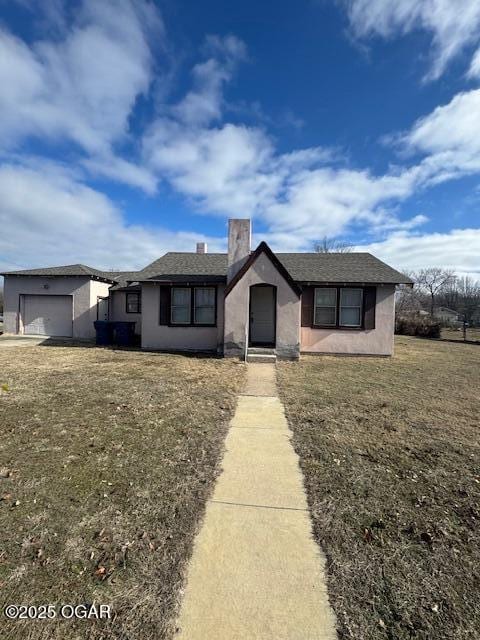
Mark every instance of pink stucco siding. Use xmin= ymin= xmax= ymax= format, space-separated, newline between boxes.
xmin=224 ymin=251 xmax=301 ymax=359
xmin=300 ymin=284 xmax=396 ymax=356
xmin=141 ymin=283 xmax=225 ymax=352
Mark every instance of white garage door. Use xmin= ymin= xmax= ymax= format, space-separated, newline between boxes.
xmin=23 ymin=295 xmax=73 ymax=337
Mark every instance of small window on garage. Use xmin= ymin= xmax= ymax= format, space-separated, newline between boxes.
xmin=126 ymin=291 xmax=141 ymax=314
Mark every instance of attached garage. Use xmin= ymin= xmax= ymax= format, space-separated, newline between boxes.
xmin=22 ymin=295 xmax=73 ymax=337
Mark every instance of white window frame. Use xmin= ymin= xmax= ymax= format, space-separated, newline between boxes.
xmin=339 ymin=288 xmax=363 ymax=327
xmin=314 ymin=288 xmax=337 ymax=327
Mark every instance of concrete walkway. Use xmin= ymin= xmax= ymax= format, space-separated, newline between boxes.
xmin=175 ymin=363 xmax=337 ymax=640
xmin=0 ymin=335 xmax=77 ymax=348
xmin=0 ymin=335 xmax=47 ymax=347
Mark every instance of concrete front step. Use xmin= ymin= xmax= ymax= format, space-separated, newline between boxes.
xmin=247 ymin=347 xmax=276 ymax=355
xmin=246 ymin=352 xmax=277 ymax=363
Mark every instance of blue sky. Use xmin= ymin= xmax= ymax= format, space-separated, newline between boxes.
xmin=0 ymin=0 xmax=479 ymax=276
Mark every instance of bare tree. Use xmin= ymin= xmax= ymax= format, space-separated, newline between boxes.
xmin=314 ymin=237 xmax=352 ymax=253
xmin=459 ymin=277 xmax=480 ymax=327
xmin=395 ymin=284 xmax=424 ymax=316
xmin=413 ymin=268 xmax=456 ymax=317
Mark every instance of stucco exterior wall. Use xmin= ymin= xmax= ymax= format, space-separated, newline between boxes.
xmin=3 ymin=275 xmax=99 ymax=340
xmin=224 ymin=251 xmax=301 ymax=359
xmin=89 ymin=280 xmax=112 ymax=331
xmin=301 ymin=285 xmax=396 ymax=356
xmin=141 ymin=283 xmax=225 ymax=352
xmin=109 ymin=290 xmax=142 ymax=334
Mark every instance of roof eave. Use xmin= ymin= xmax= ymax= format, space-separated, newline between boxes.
xmin=134 ymin=275 xmax=227 ymax=285
xmin=0 ymin=272 xmax=116 ymax=284
xmin=297 ymin=280 xmax=414 ymax=287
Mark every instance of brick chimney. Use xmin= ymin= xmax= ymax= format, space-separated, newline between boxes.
xmin=227 ymin=219 xmax=251 ymax=282
xmin=196 ymin=242 xmax=207 ymax=254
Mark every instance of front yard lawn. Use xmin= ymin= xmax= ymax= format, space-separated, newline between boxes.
xmin=442 ymin=327 xmax=480 ymax=343
xmin=278 ymin=336 xmax=480 ymax=640
xmin=0 ymin=346 xmax=244 ymax=639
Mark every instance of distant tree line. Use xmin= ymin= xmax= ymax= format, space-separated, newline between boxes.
xmin=397 ymin=268 xmax=480 ymax=327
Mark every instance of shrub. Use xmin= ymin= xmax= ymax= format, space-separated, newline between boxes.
xmin=395 ymin=315 xmax=441 ymax=339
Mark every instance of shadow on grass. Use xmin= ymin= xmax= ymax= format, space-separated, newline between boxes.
xmin=395 ymin=334 xmax=480 ymax=346
xmin=38 ymin=337 xmax=222 ymax=359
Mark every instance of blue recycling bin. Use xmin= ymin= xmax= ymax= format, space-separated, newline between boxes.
xmin=94 ymin=321 xmax=113 ymax=346
xmin=112 ymin=321 xmax=136 ymax=347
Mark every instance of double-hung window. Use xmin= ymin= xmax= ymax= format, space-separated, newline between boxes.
xmin=170 ymin=286 xmax=216 ymax=326
xmin=194 ymin=287 xmax=215 ymax=324
xmin=314 ymin=288 xmax=337 ymax=326
xmin=313 ymin=287 xmax=364 ymax=328
xmin=171 ymin=288 xmax=191 ymax=325
xmin=126 ymin=291 xmax=141 ymax=314
xmin=339 ymin=288 xmax=363 ymax=327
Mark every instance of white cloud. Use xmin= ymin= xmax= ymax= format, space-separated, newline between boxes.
xmin=145 ymin=121 xmax=282 ymax=216
xmin=82 ymin=153 xmax=158 ymax=195
xmin=399 ymin=89 xmax=480 ymax=187
xmin=344 ymin=0 xmax=480 ymax=80
xmin=405 ymin=90 xmax=480 ymax=156
xmin=358 ymin=228 xmax=480 ymax=278
xmin=467 ymin=46 xmax=480 ymax=78
xmin=144 ymin=108 xmax=427 ymax=245
xmin=0 ymin=4 xmax=478 ymax=282
xmin=0 ymin=162 xmax=223 ymax=273
xmin=262 ymin=165 xmax=423 ymax=239
xmin=0 ymin=0 xmax=164 ymax=190
xmin=142 ymin=37 xmax=429 ymax=243
xmin=172 ymin=35 xmax=247 ymax=126
xmin=0 ymin=3 xmax=444 ymax=244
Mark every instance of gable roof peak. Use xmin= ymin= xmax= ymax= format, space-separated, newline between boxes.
xmin=225 ymin=241 xmax=301 ymax=297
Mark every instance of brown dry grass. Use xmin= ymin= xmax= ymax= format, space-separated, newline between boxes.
xmin=277 ymin=336 xmax=480 ymax=640
xmin=0 ymin=345 xmax=245 ymax=640
xmin=442 ymin=327 xmax=480 ymax=343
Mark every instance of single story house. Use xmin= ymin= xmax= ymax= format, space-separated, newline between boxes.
xmin=432 ymin=306 xmax=462 ymax=326
xmin=1 ymin=219 xmax=412 ymax=358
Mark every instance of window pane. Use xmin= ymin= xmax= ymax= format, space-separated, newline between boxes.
xmin=127 ymin=293 xmax=140 ymax=313
xmin=195 ymin=307 xmax=215 ymax=324
xmin=195 ymin=288 xmax=215 ymax=307
xmin=194 ymin=287 xmax=215 ymax=324
xmin=340 ymin=307 xmax=361 ymax=326
xmin=172 ymin=306 xmax=190 ymax=324
xmin=315 ymin=288 xmax=336 ymax=306
xmin=172 ymin=288 xmax=190 ymax=305
xmin=171 ymin=288 xmax=191 ymax=324
xmin=314 ymin=307 xmax=336 ymax=325
xmin=341 ymin=288 xmax=362 ymax=306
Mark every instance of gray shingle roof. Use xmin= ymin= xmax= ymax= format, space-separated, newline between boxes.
xmin=1 ymin=250 xmax=413 ymax=286
xmin=108 ymin=272 xmax=143 ymax=290
xmin=276 ymin=252 xmax=413 ymax=284
xmin=137 ymin=251 xmax=412 ymax=285
xmin=0 ymin=264 xmax=118 ymax=282
xmin=140 ymin=253 xmax=228 ymax=279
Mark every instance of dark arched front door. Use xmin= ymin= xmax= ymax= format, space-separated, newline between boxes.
xmin=249 ymin=284 xmax=276 ymax=346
